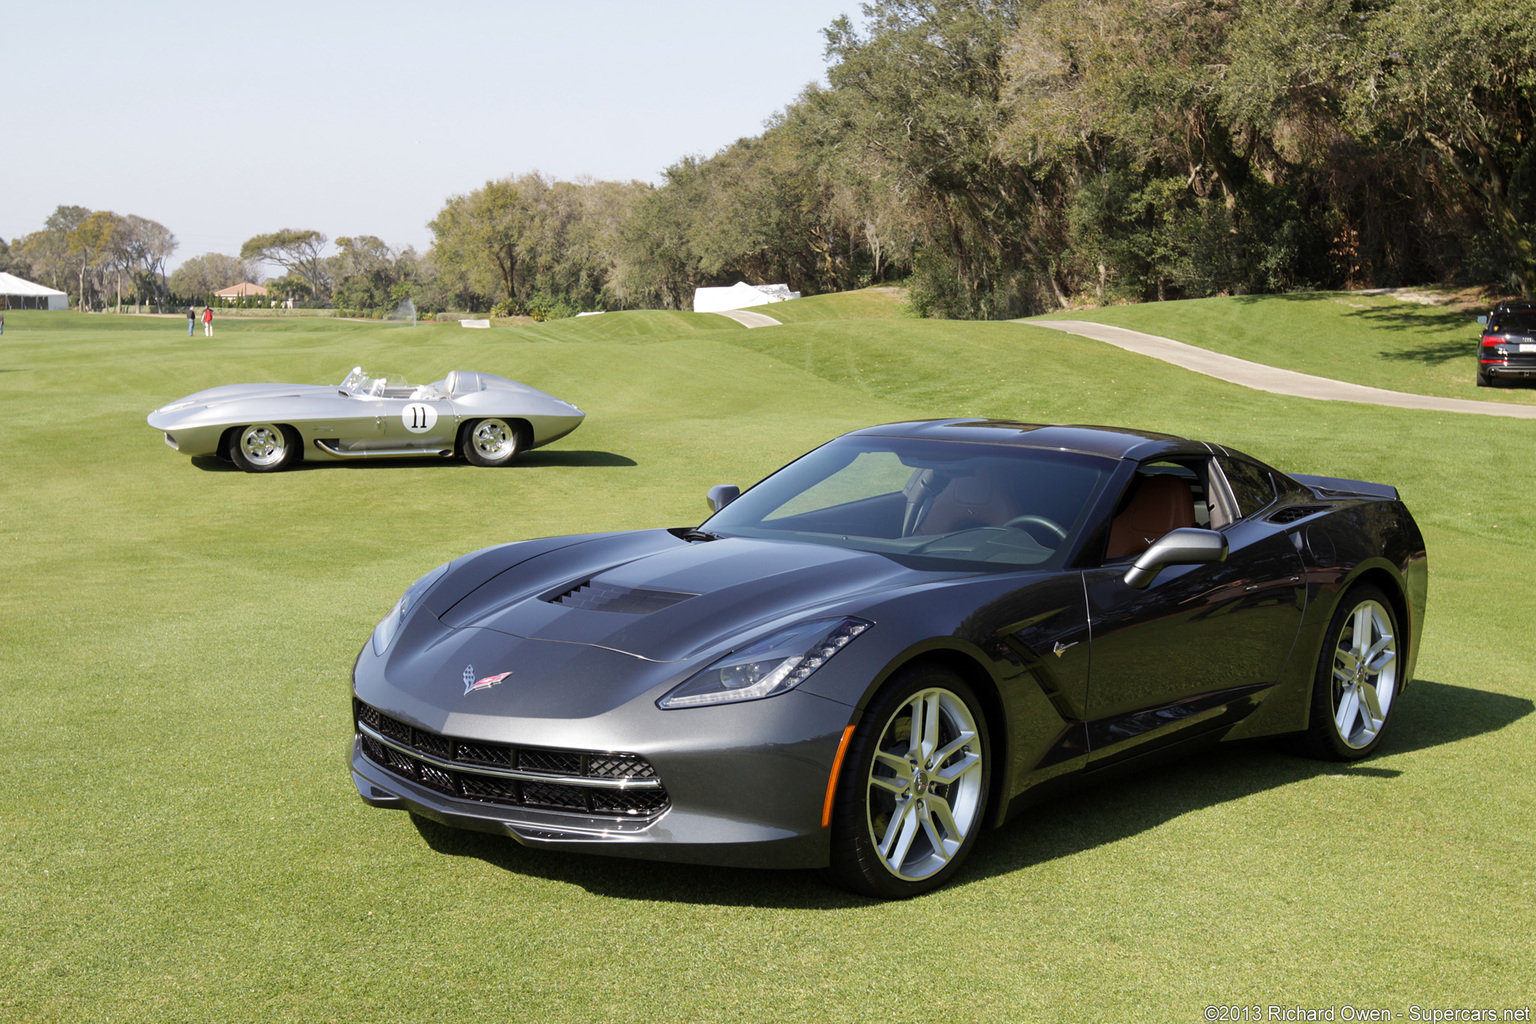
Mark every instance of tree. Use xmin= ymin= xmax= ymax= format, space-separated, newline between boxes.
xmin=117 ymin=215 xmax=178 ymax=305
xmin=240 ymin=229 xmax=331 ymax=301
xmin=1346 ymin=0 xmax=1536 ymax=294
xmin=820 ymin=0 xmax=1051 ymax=317
xmin=429 ymin=177 xmax=541 ymax=305
xmin=169 ymin=253 xmax=257 ymax=301
xmin=330 ymin=235 xmax=414 ymax=311
xmin=68 ymin=210 xmax=122 ymax=310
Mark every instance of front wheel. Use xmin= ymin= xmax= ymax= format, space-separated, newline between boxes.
xmin=460 ymin=418 xmax=523 ymax=466
xmin=228 ymin=423 xmax=299 ymax=472
xmin=1299 ymin=585 xmax=1401 ymax=761
xmin=825 ymin=666 xmax=989 ymax=899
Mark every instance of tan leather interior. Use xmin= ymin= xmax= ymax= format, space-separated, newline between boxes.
xmin=1105 ymin=475 xmax=1196 ymax=559
xmin=914 ymin=470 xmax=1021 ymax=535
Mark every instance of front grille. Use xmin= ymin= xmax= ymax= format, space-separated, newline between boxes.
xmin=354 ymin=699 xmax=669 ymax=819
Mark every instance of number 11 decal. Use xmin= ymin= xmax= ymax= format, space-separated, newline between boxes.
xmin=402 ymin=403 xmax=439 ymax=434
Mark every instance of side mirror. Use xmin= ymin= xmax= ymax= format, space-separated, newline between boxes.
xmin=706 ymin=484 xmax=739 ymax=513
xmin=1477 ymin=315 xmax=1489 ymax=326
xmin=1123 ymin=527 xmax=1228 ymax=589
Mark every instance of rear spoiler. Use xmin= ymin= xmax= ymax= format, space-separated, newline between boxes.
xmin=1289 ymin=473 xmax=1399 ymax=501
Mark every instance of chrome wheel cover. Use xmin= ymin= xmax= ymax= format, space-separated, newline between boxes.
xmin=239 ymin=424 xmax=287 ymax=467
xmin=1330 ymin=599 xmax=1398 ymax=749
xmin=865 ymin=686 xmax=985 ymax=882
xmin=471 ymin=419 xmax=514 ymax=458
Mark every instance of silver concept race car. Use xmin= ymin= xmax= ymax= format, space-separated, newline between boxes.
xmin=350 ymin=421 xmax=1429 ymax=898
xmin=148 ymin=367 xmax=584 ymax=471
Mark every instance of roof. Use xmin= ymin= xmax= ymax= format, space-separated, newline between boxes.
xmin=0 ymin=271 xmax=67 ymax=298
xmin=215 ymin=282 xmax=268 ymax=297
xmin=850 ymin=419 xmax=1210 ymax=460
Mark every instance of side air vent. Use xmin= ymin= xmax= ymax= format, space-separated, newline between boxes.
xmin=1268 ymin=504 xmax=1333 ymax=524
xmin=547 ymin=579 xmax=697 ymax=614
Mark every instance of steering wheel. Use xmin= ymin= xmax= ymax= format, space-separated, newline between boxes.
xmin=1003 ymin=514 xmax=1067 ymax=546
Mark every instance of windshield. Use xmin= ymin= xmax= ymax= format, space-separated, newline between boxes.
xmin=703 ymin=435 xmax=1116 ymax=569
xmin=338 ymin=367 xmax=414 ymax=398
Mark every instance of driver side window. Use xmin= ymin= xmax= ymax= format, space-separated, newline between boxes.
xmin=1104 ymin=461 xmax=1208 ymax=561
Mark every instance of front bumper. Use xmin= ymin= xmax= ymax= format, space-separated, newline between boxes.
xmin=348 ymin=687 xmax=855 ymax=869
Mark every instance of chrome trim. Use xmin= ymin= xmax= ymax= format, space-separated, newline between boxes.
xmin=357 ymin=721 xmax=663 ymax=791
xmin=162 ymin=433 xmax=179 ymax=450
xmin=313 ymin=440 xmax=453 ymax=458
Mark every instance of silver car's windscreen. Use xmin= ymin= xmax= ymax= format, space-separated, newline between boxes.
xmin=702 ymin=435 xmax=1116 ymax=569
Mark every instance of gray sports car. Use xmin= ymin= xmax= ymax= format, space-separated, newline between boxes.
xmin=350 ymin=421 xmax=1428 ymax=898
xmin=148 ymin=367 xmax=583 ymax=471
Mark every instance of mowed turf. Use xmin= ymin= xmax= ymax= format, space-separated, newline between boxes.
xmin=1035 ymin=290 xmax=1536 ymax=405
xmin=1 ymin=299 xmax=1532 ymax=1023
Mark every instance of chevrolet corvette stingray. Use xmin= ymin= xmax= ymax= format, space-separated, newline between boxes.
xmin=350 ymin=420 xmax=1428 ymax=898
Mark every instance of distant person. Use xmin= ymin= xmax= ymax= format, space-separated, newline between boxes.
xmin=1 ymin=312 xmax=5 ymax=335
xmin=202 ymin=306 xmax=213 ymax=337
xmin=187 ymin=306 xmax=196 ymax=336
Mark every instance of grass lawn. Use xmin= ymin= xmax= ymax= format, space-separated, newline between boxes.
xmin=1033 ymin=291 xmax=1536 ymax=406
xmin=1 ymin=300 xmax=1532 ymax=1022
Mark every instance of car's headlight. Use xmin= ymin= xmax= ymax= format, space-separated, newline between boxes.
xmin=370 ymin=562 xmax=452 ymax=656
xmin=657 ymin=616 xmax=872 ymax=709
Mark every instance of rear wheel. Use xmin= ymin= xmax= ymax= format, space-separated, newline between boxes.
xmin=460 ymin=418 xmax=522 ymax=466
xmin=1300 ymin=585 xmax=1401 ymax=760
xmin=228 ymin=423 xmax=299 ymax=472
xmin=825 ymin=665 xmax=989 ymax=898
xmin=1476 ymin=368 xmax=1491 ymax=387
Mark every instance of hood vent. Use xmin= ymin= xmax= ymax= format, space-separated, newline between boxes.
xmin=1268 ymin=503 xmax=1333 ymax=524
xmin=547 ymin=579 xmax=698 ymax=615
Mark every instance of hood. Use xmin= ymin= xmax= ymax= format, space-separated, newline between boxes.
xmin=370 ymin=624 xmax=683 ymax=723
xmin=151 ymin=382 xmax=337 ymax=416
xmin=438 ymin=530 xmax=972 ymax=662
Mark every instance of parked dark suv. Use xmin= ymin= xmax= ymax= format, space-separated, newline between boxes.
xmin=1477 ymin=299 xmax=1536 ymax=387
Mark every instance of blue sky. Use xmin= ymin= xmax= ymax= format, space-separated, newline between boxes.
xmin=2 ymin=0 xmax=855 ymax=269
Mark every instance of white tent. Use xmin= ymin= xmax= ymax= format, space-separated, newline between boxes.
xmin=692 ymin=281 xmax=801 ymax=313
xmin=0 ymin=272 xmax=68 ymax=310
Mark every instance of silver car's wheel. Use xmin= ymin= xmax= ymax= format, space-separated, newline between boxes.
xmin=228 ymin=423 xmax=297 ymax=472
xmin=1302 ymin=585 xmax=1401 ymax=760
xmin=826 ymin=666 xmax=989 ymax=898
xmin=461 ymin=418 xmax=522 ymax=467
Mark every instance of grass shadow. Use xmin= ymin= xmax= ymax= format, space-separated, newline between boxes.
xmin=1375 ymin=339 xmax=1475 ymax=365
xmin=1343 ymin=305 xmax=1480 ymax=334
xmin=189 ymin=450 xmax=637 ymax=472
xmin=966 ymin=678 xmax=1530 ymax=884
xmin=403 ymin=678 xmax=1529 ymax=908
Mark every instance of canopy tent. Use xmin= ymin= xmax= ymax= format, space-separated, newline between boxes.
xmin=692 ymin=281 xmax=801 ymax=313
xmin=0 ymin=271 xmax=68 ymax=310
xmin=215 ymin=282 xmax=268 ymax=302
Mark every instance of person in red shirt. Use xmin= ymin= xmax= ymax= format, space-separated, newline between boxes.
xmin=202 ymin=306 xmax=213 ymax=337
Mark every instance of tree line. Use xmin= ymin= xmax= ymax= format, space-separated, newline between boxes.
xmin=6 ymin=0 xmax=1532 ymax=319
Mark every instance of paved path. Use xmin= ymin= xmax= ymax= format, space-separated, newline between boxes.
xmin=1027 ymin=319 xmax=1536 ymax=420
xmin=713 ymin=309 xmax=782 ymax=328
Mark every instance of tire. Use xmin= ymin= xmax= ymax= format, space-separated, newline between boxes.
xmin=825 ymin=665 xmax=990 ymax=899
xmin=460 ymin=418 xmax=523 ymax=466
xmin=228 ymin=424 xmax=299 ymax=472
xmin=1299 ymin=584 xmax=1401 ymax=761
xmin=1476 ymin=369 xmax=1491 ymax=387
